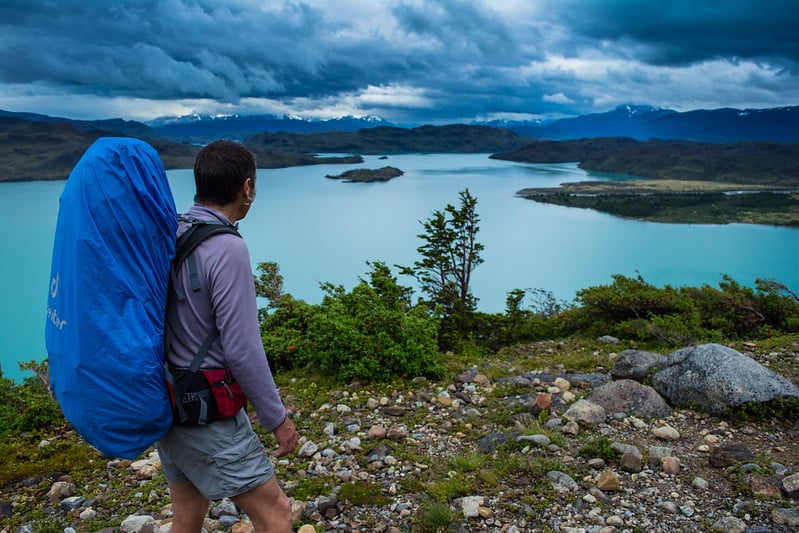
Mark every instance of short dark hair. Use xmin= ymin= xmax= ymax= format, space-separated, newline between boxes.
xmin=193 ymin=140 xmax=257 ymax=205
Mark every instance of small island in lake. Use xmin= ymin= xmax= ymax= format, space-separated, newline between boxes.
xmin=326 ymin=166 xmax=404 ymax=183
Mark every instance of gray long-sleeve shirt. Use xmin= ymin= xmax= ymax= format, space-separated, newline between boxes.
xmin=166 ymin=204 xmax=286 ymax=430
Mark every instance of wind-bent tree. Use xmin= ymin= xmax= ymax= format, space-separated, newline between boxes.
xmin=401 ymin=188 xmax=484 ymax=348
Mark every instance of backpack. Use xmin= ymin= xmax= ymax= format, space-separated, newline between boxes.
xmin=46 ymin=137 xmax=178 ymax=459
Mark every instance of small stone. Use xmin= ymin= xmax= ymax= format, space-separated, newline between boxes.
xmin=553 ymin=377 xmax=571 ymax=391
xmin=782 ymin=473 xmax=799 ymax=497
xmin=772 ymin=507 xmax=799 ymax=527
xmin=231 ymin=522 xmax=255 ymax=533
xmin=606 ymin=515 xmax=624 ymax=526
xmin=477 ymin=506 xmax=493 ymax=518
xmin=692 ymin=477 xmax=709 ymax=490
xmin=473 ymin=374 xmax=492 ymax=388
xmin=120 ymin=515 xmax=156 ymax=533
xmin=367 ymin=425 xmax=387 ymax=439
xmin=745 ymin=474 xmax=782 ymax=498
xmin=596 ymin=469 xmax=621 ymax=492
xmin=546 ymin=470 xmax=578 ymax=492
xmin=47 ymin=481 xmax=76 ymax=503
xmin=588 ymin=458 xmax=606 ymax=470
xmin=533 ymin=392 xmax=552 ymax=411
xmin=662 ymin=456 xmax=681 ymax=474
xmin=79 ymin=508 xmax=97 ymax=521
xmin=461 ymin=496 xmax=484 ymax=518
xmin=652 ymin=425 xmax=680 ymax=440
xmin=708 ymin=442 xmax=755 ymax=468
xmin=297 ymin=526 xmax=317 ymax=533
xmin=291 ymin=501 xmax=307 ymax=523
xmin=60 ymin=496 xmax=84 ymax=511
xmin=561 ymin=421 xmax=580 ymax=435
xmin=517 ymin=434 xmax=551 ymax=447
xmin=620 ymin=451 xmax=642 ymax=473
xmin=711 ymin=516 xmax=747 ymax=533
xmin=382 ymin=405 xmax=407 ymax=416
xmin=298 ymin=441 xmax=318 ymax=458
xmin=386 ymin=426 xmax=408 ymax=439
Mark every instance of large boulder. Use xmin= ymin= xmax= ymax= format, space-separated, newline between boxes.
xmin=589 ymin=379 xmax=672 ymax=418
xmin=611 ymin=349 xmax=668 ymax=382
xmin=652 ymin=344 xmax=799 ymax=414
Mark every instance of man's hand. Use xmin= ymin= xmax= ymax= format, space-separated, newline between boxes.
xmin=272 ymin=415 xmax=298 ymax=458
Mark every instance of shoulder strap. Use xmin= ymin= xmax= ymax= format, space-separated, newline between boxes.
xmin=171 ymin=222 xmax=242 ymax=300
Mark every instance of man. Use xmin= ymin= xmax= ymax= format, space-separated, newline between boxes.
xmin=158 ymin=140 xmax=298 ymax=532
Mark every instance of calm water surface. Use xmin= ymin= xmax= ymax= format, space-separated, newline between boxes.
xmin=2 ymin=153 xmax=797 ymax=380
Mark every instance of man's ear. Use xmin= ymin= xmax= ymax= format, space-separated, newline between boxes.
xmin=244 ymin=177 xmax=255 ymax=199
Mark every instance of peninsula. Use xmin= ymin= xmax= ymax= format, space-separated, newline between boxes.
xmin=493 ymin=138 xmax=799 ymax=227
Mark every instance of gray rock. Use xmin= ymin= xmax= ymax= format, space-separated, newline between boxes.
xmin=366 ymin=443 xmax=391 ymax=462
xmin=610 ymin=350 xmax=668 ymax=382
xmin=459 ymin=495 xmax=484 ymax=518
xmin=546 ymin=470 xmax=578 ymax=492
xmin=478 ymin=432 xmax=521 ymax=453
xmin=711 ymin=516 xmax=747 ymax=533
xmin=120 ymin=515 xmax=156 ymax=533
xmin=60 ymin=496 xmax=85 ymax=511
xmin=772 ymin=506 xmax=799 ymax=527
xmin=517 ymin=434 xmax=551 ymax=447
xmin=457 ymin=366 xmax=479 ymax=383
xmin=652 ymin=343 xmax=799 ymax=414
xmin=298 ymin=441 xmax=319 ymax=457
xmin=563 ymin=399 xmax=606 ymax=425
xmin=708 ymin=442 xmax=755 ymax=468
xmin=782 ymin=472 xmax=799 ymax=497
xmin=589 ymin=379 xmax=672 ymax=418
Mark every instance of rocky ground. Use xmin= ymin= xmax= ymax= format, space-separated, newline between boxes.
xmin=3 ymin=337 xmax=799 ymax=533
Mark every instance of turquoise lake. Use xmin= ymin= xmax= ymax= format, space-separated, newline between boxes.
xmin=3 ymin=153 xmax=798 ymax=381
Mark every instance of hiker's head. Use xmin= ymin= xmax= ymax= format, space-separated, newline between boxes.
xmin=194 ymin=140 xmax=257 ymax=209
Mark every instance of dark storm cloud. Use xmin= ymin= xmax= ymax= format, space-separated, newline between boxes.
xmin=556 ymin=0 xmax=799 ymax=69
xmin=0 ymin=0 xmax=522 ymax=103
xmin=0 ymin=0 xmax=796 ymax=121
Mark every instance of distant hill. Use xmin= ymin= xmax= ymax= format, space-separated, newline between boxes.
xmin=0 ymin=109 xmax=163 ymax=139
xmin=489 ymin=105 xmax=799 ymax=143
xmin=244 ymin=124 xmax=532 ymax=154
xmin=0 ymin=117 xmax=198 ymax=181
xmin=491 ymin=137 xmax=799 ymax=186
xmin=0 ymin=116 xmax=360 ymax=182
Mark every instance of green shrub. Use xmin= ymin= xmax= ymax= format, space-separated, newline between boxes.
xmin=260 ymin=262 xmax=443 ymax=382
xmin=0 ymin=361 xmax=64 ymax=437
xmin=336 ymin=482 xmax=391 ymax=506
xmin=418 ymin=498 xmax=454 ymax=532
xmin=555 ymin=273 xmax=799 ymax=343
xmin=578 ymin=436 xmax=623 ymax=464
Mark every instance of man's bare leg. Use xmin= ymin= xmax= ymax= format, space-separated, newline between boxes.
xmin=167 ymin=481 xmax=211 ymax=533
xmin=231 ymin=476 xmax=292 ymax=532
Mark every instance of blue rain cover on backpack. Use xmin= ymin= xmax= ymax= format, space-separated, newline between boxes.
xmin=46 ymin=137 xmax=177 ymax=459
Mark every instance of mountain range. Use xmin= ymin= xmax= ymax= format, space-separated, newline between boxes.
xmin=1 ymin=104 xmax=797 ymax=182
xmin=477 ymin=105 xmax=799 ymax=143
xmin=2 ymin=103 xmax=797 ymax=145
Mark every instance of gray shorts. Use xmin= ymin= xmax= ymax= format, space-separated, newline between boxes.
xmin=157 ymin=410 xmax=274 ymax=500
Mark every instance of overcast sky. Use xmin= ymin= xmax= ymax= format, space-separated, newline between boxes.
xmin=1 ymin=0 xmax=798 ymax=124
